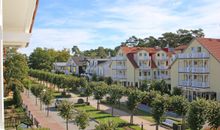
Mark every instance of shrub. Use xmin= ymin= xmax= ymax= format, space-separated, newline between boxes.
xmin=13 ymin=88 xmax=22 ymax=107
xmin=77 ymin=98 xmax=84 ymax=104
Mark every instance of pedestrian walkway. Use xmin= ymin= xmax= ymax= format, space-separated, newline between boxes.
xmin=70 ymin=93 xmax=168 ymax=130
xmin=21 ymin=91 xmax=97 ymax=130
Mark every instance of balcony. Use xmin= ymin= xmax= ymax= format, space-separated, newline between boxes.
xmin=156 ymin=75 xmax=170 ymax=80
xmin=192 ymin=81 xmax=209 ymax=88
xmin=139 ymin=76 xmax=151 ymax=80
xmin=112 ymin=65 xmax=127 ymax=70
xmin=179 ymin=80 xmax=209 ymax=88
xmin=157 ymin=65 xmax=169 ymax=70
xmin=178 ymin=52 xmax=209 ymax=59
xmin=112 ymin=75 xmax=127 ymax=80
xmin=112 ymin=56 xmax=127 ymax=61
xmin=179 ymin=67 xmax=209 ymax=73
xmin=138 ymin=56 xmax=151 ymax=60
xmin=156 ymin=56 xmax=168 ymax=60
xmin=139 ymin=65 xmax=151 ymax=70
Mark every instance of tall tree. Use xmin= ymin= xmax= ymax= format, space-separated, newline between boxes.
xmin=127 ymin=89 xmax=146 ymax=124
xmin=187 ymin=99 xmax=208 ymax=130
xmin=58 ymin=100 xmax=75 ymax=130
xmin=206 ymin=101 xmax=220 ymax=130
xmin=72 ymin=45 xmax=81 ymax=55
xmin=93 ymin=82 xmax=107 ymax=110
xmin=42 ymin=89 xmax=54 ymax=117
xmin=75 ymin=110 xmax=89 ymax=130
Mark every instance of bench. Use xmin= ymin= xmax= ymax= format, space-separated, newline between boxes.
xmin=162 ymin=119 xmax=175 ymax=127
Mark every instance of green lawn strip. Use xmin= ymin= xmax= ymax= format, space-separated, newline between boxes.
xmin=74 ymin=104 xmax=141 ymax=130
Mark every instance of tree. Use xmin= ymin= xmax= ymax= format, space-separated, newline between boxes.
xmin=75 ymin=110 xmax=89 ymax=130
xmin=93 ymin=82 xmax=107 ymax=110
xmin=171 ymin=96 xmax=189 ymax=129
xmin=72 ymin=45 xmax=81 ymax=55
xmin=139 ymin=80 xmax=150 ymax=92
xmin=42 ymin=89 xmax=54 ymax=117
xmin=187 ymin=99 xmax=208 ymax=130
xmin=105 ymin=77 xmax=113 ymax=85
xmin=84 ymin=86 xmax=93 ymax=103
xmin=151 ymin=95 xmax=168 ymax=130
xmin=150 ymin=80 xmax=170 ymax=95
xmin=206 ymin=101 xmax=220 ymax=130
xmin=31 ymin=84 xmax=43 ymax=105
xmin=172 ymin=87 xmax=183 ymax=96
xmin=23 ymin=78 xmax=32 ymax=97
xmin=143 ymin=90 xmax=160 ymax=106
xmin=58 ymin=100 xmax=75 ymax=130
xmin=108 ymin=85 xmax=124 ymax=116
xmin=13 ymin=88 xmax=22 ymax=107
xmin=95 ymin=120 xmax=118 ymax=130
xmin=4 ymin=49 xmax=29 ymax=82
xmin=127 ymin=89 xmax=146 ymax=124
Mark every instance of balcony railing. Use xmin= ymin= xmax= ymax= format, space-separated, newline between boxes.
xmin=157 ymin=65 xmax=169 ymax=70
xmin=139 ymin=65 xmax=151 ymax=70
xmin=112 ymin=65 xmax=127 ymax=70
xmin=178 ymin=67 xmax=209 ymax=73
xmin=112 ymin=56 xmax=127 ymax=61
xmin=179 ymin=80 xmax=209 ymax=88
xmin=139 ymin=76 xmax=151 ymax=80
xmin=112 ymin=75 xmax=127 ymax=80
xmin=138 ymin=56 xmax=151 ymax=60
xmin=156 ymin=75 xmax=170 ymax=80
xmin=178 ymin=52 xmax=209 ymax=59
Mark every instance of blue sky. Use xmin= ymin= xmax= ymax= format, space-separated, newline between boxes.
xmin=20 ymin=0 xmax=220 ymax=55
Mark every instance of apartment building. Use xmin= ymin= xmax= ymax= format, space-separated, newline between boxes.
xmin=66 ymin=56 xmax=87 ymax=75
xmin=171 ymin=38 xmax=220 ymax=101
xmin=110 ymin=46 xmax=175 ymax=87
xmin=86 ymin=58 xmax=111 ymax=77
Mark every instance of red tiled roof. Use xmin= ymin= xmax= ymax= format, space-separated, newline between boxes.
xmin=151 ymin=59 xmax=157 ymax=69
xmin=197 ymin=38 xmax=220 ymax=62
xmin=127 ymin=53 xmax=139 ymax=68
xmin=175 ymin=45 xmax=188 ymax=51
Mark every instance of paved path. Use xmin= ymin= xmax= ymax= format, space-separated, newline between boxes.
xmin=21 ymin=90 xmax=97 ymax=130
xmin=69 ymin=93 xmax=169 ymax=130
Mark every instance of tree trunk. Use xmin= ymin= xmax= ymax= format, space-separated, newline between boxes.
xmin=130 ymin=112 xmax=133 ymax=124
xmin=47 ymin=105 xmax=49 ymax=117
xmin=35 ymin=97 xmax=38 ymax=105
xmin=111 ymin=106 xmax=114 ymax=116
xmin=86 ymin=96 xmax=89 ymax=103
xmin=156 ymin=124 xmax=159 ymax=130
xmin=66 ymin=119 xmax=69 ymax=130
xmin=182 ymin=115 xmax=186 ymax=130
xmin=97 ymin=100 xmax=100 ymax=110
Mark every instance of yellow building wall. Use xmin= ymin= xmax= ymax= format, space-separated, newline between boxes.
xmin=127 ymin=58 xmax=136 ymax=85
xmin=171 ymin=60 xmax=179 ymax=90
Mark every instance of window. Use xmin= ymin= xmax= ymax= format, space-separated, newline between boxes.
xmin=144 ymin=72 xmax=147 ymax=76
xmin=139 ymin=53 xmax=142 ymax=56
xmin=191 ymin=47 xmax=195 ymax=52
xmin=157 ymin=53 xmax=160 ymax=56
xmin=139 ymin=72 xmax=142 ymax=76
xmin=162 ymin=53 xmax=164 ymax=57
xmin=148 ymin=72 xmax=151 ymax=76
xmin=197 ymin=47 xmax=202 ymax=52
xmin=144 ymin=53 xmax=147 ymax=56
xmin=139 ymin=61 xmax=142 ymax=66
xmin=166 ymin=61 xmax=168 ymax=66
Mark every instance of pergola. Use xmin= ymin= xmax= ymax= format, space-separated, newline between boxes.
xmin=0 ymin=0 xmax=39 ymax=129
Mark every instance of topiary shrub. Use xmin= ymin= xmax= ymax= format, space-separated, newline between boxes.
xmin=77 ymin=98 xmax=84 ymax=104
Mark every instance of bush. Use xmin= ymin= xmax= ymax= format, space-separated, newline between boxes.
xmin=13 ymin=88 xmax=22 ymax=107
xmin=77 ymin=98 xmax=84 ymax=104
xmin=61 ymin=91 xmax=66 ymax=96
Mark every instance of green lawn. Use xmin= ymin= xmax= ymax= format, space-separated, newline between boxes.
xmin=74 ymin=104 xmax=142 ymax=130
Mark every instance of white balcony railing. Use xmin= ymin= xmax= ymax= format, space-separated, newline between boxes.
xmin=179 ymin=80 xmax=209 ymax=88
xmin=178 ymin=52 xmax=209 ymax=59
xmin=139 ymin=76 xmax=152 ymax=80
xmin=112 ymin=75 xmax=127 ymax=80
xmin=156 ymin=75 xmax=170 ymax=80
xmin=139 ymin=65 xmax=151 ymax=70
xmin=178 ymin=67 xmax=209 ymax=73
xmin=112 ymin=56 xmax=127 ymax=61
xmin=156 ymin=56 xmax=168 ymax=60
xmin=157 ymin=65 xmax=169 ymax=70
xmin=112 ymin=65 xmax=127 ymax=70
xmin=138 ymin=56 xmax=151 ymax=60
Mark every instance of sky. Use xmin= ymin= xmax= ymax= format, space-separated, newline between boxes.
xmin=20 ymin=0 xmax=220 ymax=55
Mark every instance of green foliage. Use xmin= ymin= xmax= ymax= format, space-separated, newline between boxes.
xmin=93 ymin=82 xmax=108 ymax=100
xmin=22 ymin=78 xmax=32 ymax=90
xmin=120 ymin=28 xmax=204 ymax=48
xmin=83 ymin=46 xmax=116 ymax=58
xmin=143 ymin=90 xmax=160 ymax=106
xmin=105 ymin=77 xmax=113 ymax=85
xmin=75 ymin=110 xmax=90 ymax=130
xmin=4 ymin=49 xmax=29 ymax=82
xmin=29 ymin=48 xmax=70 ymax=71
xmin=150 ymin=80 xmax=170 ymax=95
xmin=42 ymin=89 xmax=54 ymax=106
xmin=172 ymin=87 xmax=183 ymax=96
xmin=13 ymin=88 xmax=23 ymax=107
xmin=139 ymin=80 xmax=150 ymax=92
xmin=206 ymin=101 xmax=220 ymax=129
xmin=95 ymin=120 xmax=118 ymax=130
xmin=171 ymin=96 xmax=188 ymax=116
xmin=151 ymin=95 xmax=168 ymax=126
xmin=187 ymin=99 xmax=208 ymax=130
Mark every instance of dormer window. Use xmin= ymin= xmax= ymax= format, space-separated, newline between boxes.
xmin=144 ymin=53 xmax=147 ymax=56
xmin=139 ymin=53 xmax=142 ymax=56
xmin=157 ymin=53 xmax=160 ymax=57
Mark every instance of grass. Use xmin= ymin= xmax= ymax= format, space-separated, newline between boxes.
xmin=74 ymin=104 xmax=142 ymax=130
